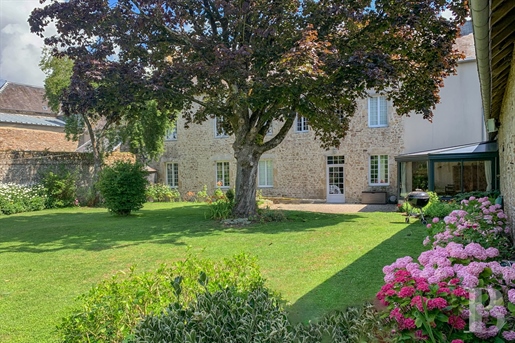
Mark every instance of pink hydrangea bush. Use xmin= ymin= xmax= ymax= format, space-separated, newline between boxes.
xmin=377 ymin=242 xmax=515 ymax=342
xmin=425 ymin=196 xmax=514 ymax=260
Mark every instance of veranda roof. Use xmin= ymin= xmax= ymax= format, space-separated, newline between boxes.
xmin=395 ymin=141 xmax=498 ymax=162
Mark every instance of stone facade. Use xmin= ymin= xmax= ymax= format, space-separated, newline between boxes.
xmin=149 ymin=28 xmax=480 ymax=205
xmin=497 ymin=47 xmax=515 ymax=233
xmin=150 ymin=97 xmax=405 ymax=204
xmin=0 ymin=126 xmax=77 ymax=152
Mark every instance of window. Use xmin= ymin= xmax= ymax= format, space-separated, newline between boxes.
xmin=166 ymin=163 xmax=179 ymax=188
xmin=369 ymin=155 xmax=389 ymax=185
xmin=327 ymin=155 xmax=345 ymax=165
xmin=295 ymin=114 xmax=309 ymax=132
xmin=258 ymin=160 xmax=273 ymax=187
xmin=165 ymin=126 xmax=177 ymax=140
xmin=215 ymin=117 xmax=228 ymax=137
xmin=216 ymin=161 xmax=230 ymax=187
xmin=368 ymin=96 xmax=388 ymax=127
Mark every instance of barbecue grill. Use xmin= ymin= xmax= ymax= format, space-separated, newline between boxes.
xmin=405 ymin=190 xmax=430 ymax=225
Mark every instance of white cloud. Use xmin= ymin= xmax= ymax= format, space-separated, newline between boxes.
xmin=0 ymin=0 xmax=52 ymax=87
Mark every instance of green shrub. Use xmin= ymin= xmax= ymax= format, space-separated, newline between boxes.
xmin=57 ymin=254 xmax=265 ymax=343
xmin=423 ymin=199 xmax=457 ymax=219
xmin=225 ymin=188 xmax=235 ymax=202
xmin=196 ymin=185 xmax=209 ymax=202
xmin=254 ymin=208 xmax=287 ymax=223
xmin=41 ymin=169 xmax=77 ymax=208
xmin=305 ymin=304 xmax=393 ymax=343
xmin=133 ymin=287 xmax=290 ymax=343
xmin=400 ymin=191 xmax=458 ymax=219
xmin=96 ymin=161 xmax=148 ymax=215
xmin=75 ymin=185 xmax=98 ymax=207
xmin=211 ymin=187 xmax=226 ymax=201
xmin=453 ymin=189 xmax=500 ymax=202
xmin=146 ymin=184 xmax=180 ymax=202
xmin=0 ymin=183 xmax=46 ymax=215
xmin=422 ymin=191 xmax=459 ymax=219
xmin=133 ymin=289 xmax=390 ymax=343
xmin=208 ymin=199 xmax=233 ymax=220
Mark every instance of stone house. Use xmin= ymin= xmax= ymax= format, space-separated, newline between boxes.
xmin=150 ymin=25 xmax=486 ymax=204
xmin=0 ymin=81 xmax=78 ymax=152
xmin=470 ymin=0 xmax=515 ymax=231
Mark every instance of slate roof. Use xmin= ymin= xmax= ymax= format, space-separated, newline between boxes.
xmin=0 ymin=81 xmax=53 ymax=115
xmin=0 ymin=112 xmax=66 ymax=127
xmin=454 ymin=21 xmax=476 ymax=61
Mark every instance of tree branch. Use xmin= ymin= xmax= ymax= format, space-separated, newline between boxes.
xmin=259 ymin=113 xmax=295 ymax=153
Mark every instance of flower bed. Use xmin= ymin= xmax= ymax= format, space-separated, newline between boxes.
xmin=0 ymin=183 xmax=46 ymax=215
xmin=377 ymin=196 xmax=515 ymax=342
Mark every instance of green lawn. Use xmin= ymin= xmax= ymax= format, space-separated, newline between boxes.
xmin=0 ymin=202 xmax=427 ymax=343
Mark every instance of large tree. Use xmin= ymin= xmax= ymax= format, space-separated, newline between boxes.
xmin=40 ymin=49 xmax=175 ymax=178
xmin=30 ymin=0 xmax=467 ymax=217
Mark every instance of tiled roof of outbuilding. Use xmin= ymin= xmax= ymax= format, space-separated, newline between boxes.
xmin=0 ymin=81 xmax=54 ymax=115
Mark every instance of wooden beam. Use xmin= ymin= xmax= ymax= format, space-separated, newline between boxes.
xmin=491 ymin=1 xmax=515 ymax=27
xmin=491 ymin=20 xmax=515 ymax=51
xmin=492 ymin=55 xmax=513 ymax=78
xmin=491 ymin=0 xmax=506 ymax=12
xmin=492 ymin=12 xmax=515 ymax=41
xmin=492 ymin=41 xmax=513 ymax=63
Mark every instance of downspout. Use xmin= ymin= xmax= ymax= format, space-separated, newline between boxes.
xmin=469 ymin=0 xmax=491 ymax=130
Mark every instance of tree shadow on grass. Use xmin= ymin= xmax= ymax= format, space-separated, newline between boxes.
xmin=286 ymin=221 xmax=427 ymax=324
xmin=0 ymin=204 xmax=363 ymax=254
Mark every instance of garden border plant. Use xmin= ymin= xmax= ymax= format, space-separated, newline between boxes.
xmin=0 ymin=183 xmax=46 ymax=215
xmin=377 ymin=196 xmax=515 ymax=342
xmin=40 ymin=168 xmax=78 ymax=208
xmin=132 ymin=286 xmax=393 ymax=343
xmin=145 ymin=183 xmax=181 ymax=202
xmin=57 ymin=253 xmax=266 ymax=343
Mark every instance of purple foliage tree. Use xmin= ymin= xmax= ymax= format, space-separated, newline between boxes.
xmin=30 ymin=0 xmax=467 ymax=217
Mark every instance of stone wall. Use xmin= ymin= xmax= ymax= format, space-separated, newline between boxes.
xmin=0 ymin=150 xmax=135 ymax=189
xmin=0 ymin=151 xmax=94 ymax=187
xmin=498 ymin=47 xmax=515 ymax=234
xmin=0 ymin=127 xmax=78 ymax=152
xmin=149 ymin=98 xmax=405 ymax=203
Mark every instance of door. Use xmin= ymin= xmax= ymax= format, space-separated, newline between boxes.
xmin=327 ymin=156 xmax=345 ymax=203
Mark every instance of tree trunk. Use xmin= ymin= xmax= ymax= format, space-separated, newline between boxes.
xmin=83 ymin=115 xmax=102 ymax=205
xmin=232 ymin=146 xmax=262 ymax=218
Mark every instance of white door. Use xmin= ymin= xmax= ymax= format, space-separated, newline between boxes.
xmin=327 ymin=156 xmax=345 ymax=203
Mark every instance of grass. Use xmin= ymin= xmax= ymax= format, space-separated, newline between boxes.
xmin=0 ymin=202 xmax=427 ymax=343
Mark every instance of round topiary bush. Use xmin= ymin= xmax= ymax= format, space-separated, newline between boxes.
xmin=96 ymin=161 xmax=148 ymax=215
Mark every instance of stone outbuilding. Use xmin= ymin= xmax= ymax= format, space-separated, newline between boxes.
xmin=0 ymin=80 xmax=78 ymax=152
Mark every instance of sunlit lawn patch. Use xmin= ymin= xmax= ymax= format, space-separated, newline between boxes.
xmin=0 ymin=202 xmax=426 ymax=342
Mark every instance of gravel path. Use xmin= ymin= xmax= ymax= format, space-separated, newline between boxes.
xmin=266 ymin=203 xmax=398 ymax=214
